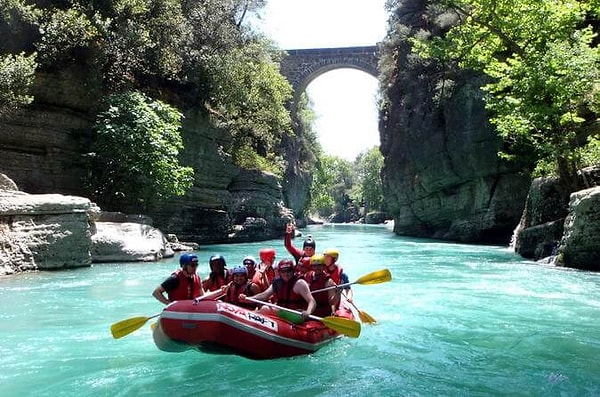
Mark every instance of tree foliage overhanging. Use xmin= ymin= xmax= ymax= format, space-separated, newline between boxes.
xmin=401 ymin=0 xmax=600 ymax=188
xmin=0 ymin=0 xmax=295 ymax=208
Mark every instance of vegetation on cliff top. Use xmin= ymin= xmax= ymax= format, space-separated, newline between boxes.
xmin=0 ymin=0 xmax=300 ymax=211
xmin=382 ymin=0 xmax=600 ymax=191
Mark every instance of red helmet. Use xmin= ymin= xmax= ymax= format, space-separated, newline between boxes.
xmin=277 ymin=259 xmax=294 ymax=272
xmin=259 ymin=248 xmax=276 ymax=262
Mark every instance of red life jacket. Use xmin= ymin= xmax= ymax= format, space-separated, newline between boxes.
xmin=203 ymin=273 xmax=230 ymax=292
xmin=327 ymin=264 xmax=344 ymax=285
xmin=168 ymin=269 xmax=201 ymax=301
xmin=296 ymin=256 xmax=311 ymax=276
xmin=225 ymin=282 xmax=256 ymax=310
xmin=305 ymin=271 xmax=332 ymax=317
xmin=272 ymin=275 xmax=305 ymax=310
xmin=252 ymin=265 xmax=275 ymax=293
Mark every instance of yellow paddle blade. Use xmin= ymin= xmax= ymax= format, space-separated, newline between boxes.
xmin=344 ymin=296 xmax=377 ymax=324
xmin=320 ymin=316 xmax=361 ymax=338
xmin=357 ymin=309 xmax=377 ymax=324
xmin=110 ymin=315 xmax=157 ymax=339
xmin=355 ymin=269 xmax=392 ymax=285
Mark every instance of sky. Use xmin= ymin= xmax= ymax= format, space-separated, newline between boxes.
xmin=251 ymin=0 xmax=389 ymax=161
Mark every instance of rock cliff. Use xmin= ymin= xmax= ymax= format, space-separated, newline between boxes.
xmin=514 ymin=167 xmax=600 ymax=262
xmin=0 ymin=68 xmax=299 ymax=244
xmin=560 ymin=187 xmax=600 ymax=270
xmin=380 ymin=0 xmax=530 ymax=244
xmin=0 ymin=174 xmax=95 ymax=274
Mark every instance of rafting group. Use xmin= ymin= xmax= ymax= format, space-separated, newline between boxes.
xmin=111 ymin=224 xmax=391 ymax=358
xmin=152 ymin=224 xmax=355 ymax=320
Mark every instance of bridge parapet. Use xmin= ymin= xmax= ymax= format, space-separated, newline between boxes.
xmin=280 ymin=45 xmax=379 ymax=107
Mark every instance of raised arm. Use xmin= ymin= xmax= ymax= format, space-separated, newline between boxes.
xmin=284 ymin=225 xmax=303 ymax=260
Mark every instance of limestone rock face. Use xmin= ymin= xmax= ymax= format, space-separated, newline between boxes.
xmin=228 ymin=169 xmax=294 ymax=242
xmin=380 ymin=0 xmax=530 ymax=244
xmin=91 ymin=222 xmax=172 ymax=262
xmin=0 ymin=174 xmax=18 ymax=191
xmin=0 ymin=69 xmax=92 ymax=196
xmin=0 ymin=69 xmax=300 ymax=244
xmin=0 ymin=187 xmax=94 ymax=274
xmin=513 ymin=177 xmax=570 ymax=259
xmin=559 ymin=187 xmax=600 ymax=270
xmin=279 ymin=133 xmax=313 ymax=219
xmin=514 ymin=167 xmax=600 ymax=261
xmin=148 ymin=112 xmax=294 ymax=243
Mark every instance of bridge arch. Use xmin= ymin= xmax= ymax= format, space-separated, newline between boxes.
xmin=280 ymin=45 xmax=379 ymax=110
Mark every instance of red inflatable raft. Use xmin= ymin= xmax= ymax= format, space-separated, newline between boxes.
xmin=152 ymin=299 xmax=356 ymax=359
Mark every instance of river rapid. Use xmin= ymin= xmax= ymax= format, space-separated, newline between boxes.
xmin=1 ymin=224 xmax=599 ymax=396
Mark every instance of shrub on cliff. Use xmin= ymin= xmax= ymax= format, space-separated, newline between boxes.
xmin=0 ymin=52 xmax=36 ymax=114
xmin=87 ymin=90 xmax=194 ymax=212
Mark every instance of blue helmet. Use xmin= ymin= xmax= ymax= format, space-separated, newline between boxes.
xmin=231 ymin=266 xmax=248 ymax=276
xmin=179 ymin=253 xmax=198 ymax=267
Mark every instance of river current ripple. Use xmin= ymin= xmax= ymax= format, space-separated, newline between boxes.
xmin=1 ymin=224 xmax=599 ymax=396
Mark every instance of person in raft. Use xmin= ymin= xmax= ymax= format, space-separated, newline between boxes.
xmin=242 ymin=255 xmax=257 ymax=280
xmin=241 ymin=259 xmax=316 ymax=320
xmin=202 ymin=254 xmax=231 ymax=292
xmin=252 ymin=248 xmax=277 ymax=293
xmin=323 ymin=248 xmax=353 ymax=303
xmin=284 ymin=223 xmax=316 ymax=276
xmin=305 ymin=254 xmax=339 ymax=317
xmin=223 ymin=265 xmax=260 ymax=310
xmin=152 ymin=253 xmax=204 ymax=305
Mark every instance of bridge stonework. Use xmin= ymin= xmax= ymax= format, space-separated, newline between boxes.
xmin=279 ymin=45 xmax=379 ymax=109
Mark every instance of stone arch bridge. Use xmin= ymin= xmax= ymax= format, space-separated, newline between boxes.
xmin=279 ymin=45 xmax=379 ymax=111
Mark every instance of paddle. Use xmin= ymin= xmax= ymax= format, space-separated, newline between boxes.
xmin=245 ymin=297 xmax=361 ymax=338
xmin=110 ymin=289 xmax=224 ymax=339
xmin=342 ymin=291 xmax=376 ymax=324
xmin=311 ymin=268 xmax=392 ymax=294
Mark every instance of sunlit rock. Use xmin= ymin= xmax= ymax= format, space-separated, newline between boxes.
xmin=91 ymin=222 xmax=172 ymax=262
xmin=0 ymin=175 xmax=94 ymax=274
xmin=559 ymin=187 xmax=600 ymax=270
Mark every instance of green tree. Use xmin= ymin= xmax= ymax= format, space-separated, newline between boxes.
xmin=354 ymin=146 xmax=385 ymax=213
xmin=411 ymin=0 xmax=600 ymax=189
xmin=308 ymin=155 xmax=354 ymax=218
xmin=89 ymin=90 xmax=194 ymax=211
xmin=205 ymin=40 xmax=293 ymax=174
xmin=0 ymin=0 xmax=38 ymax=114
xmin=294 ymin=92 xmax=320 ymax=168
xmin=3 ymin=0 xmax=297 ymax=200
xmin=0 ymin=52 xmax=37 ymax=114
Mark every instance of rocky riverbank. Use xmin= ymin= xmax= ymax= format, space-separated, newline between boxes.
xmin=0 ymin=174 xmax=191 ymax=276
xmin=514 ymin=167 xmax=600 ymax=270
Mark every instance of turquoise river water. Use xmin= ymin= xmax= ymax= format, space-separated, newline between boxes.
xmin=1 ymin=224 xmax=599 ymax=396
